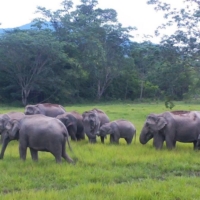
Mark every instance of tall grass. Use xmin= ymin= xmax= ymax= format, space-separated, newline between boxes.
xmin=0 ymin=101 xmax=200 ymax=199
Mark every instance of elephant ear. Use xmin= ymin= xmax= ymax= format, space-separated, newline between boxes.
xmin=2 ymin=114 xmax=10 ymax=128
xmin=156 ymin=117 xmax=167 ymax=130
xmin=4 ymin=120 xmax=12 ymax=131
xmin=5 ymin=119 xmax=20 ymax=140
xmin=146 ymin=114 xmax=158 ymax=124
xmin=98 ymin=125 xmax=108 ymax=137
xmin=62 ymin=117 xmax=73 ymax=127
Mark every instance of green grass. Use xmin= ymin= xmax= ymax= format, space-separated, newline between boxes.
xmin=1 ymin=101 xmax=200 ymax=199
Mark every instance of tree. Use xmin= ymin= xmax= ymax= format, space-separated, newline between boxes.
xmin=147 ymin=0 xmax=200 ymax=100
xmin=131 ymin=41 xmax=161 ymax=100
xmin=36 ymin=0 xmax=135 ymax=100
xmin=0 ymin=29 xmax=71 ymax=105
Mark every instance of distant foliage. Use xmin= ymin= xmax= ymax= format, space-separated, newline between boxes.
xmin=0 ymin=0 xmax=198 ymax=105
xmin=165 ymin=98 xmax=175 ymax=110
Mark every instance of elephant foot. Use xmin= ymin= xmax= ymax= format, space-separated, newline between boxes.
xmin=89 ymin=139 xmax=97 ymax=143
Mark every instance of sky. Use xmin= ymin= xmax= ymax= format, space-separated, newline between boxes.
xmin=0 ymin=0 xmax=185 ymax=43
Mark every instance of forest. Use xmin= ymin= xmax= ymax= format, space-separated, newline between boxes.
xmin=0 ymin=0 xmax=199 ymax=106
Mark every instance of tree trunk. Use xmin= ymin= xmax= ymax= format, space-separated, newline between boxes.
xmin=22 ymin=88 xmax=30 ymax=106
xmin=124 ymin=81 xmax=128 ymax=100
xmin=97 ymin=80 xmax=101 ymax=101
xmin=140 ymin=80 xmax=144 ymax=101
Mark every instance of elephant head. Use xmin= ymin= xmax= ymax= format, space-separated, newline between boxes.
xmin=24 ymin=105 xmax=40 ymax=115
xmin=4 ymin=119 xmax=20 ymax=140
xmin=56 ymin=114 xmax=77 ymax=140
xmin=0 ymin=114 xmax=10 ymax=132
xmin=57 ymin=114 xmax=74 ymax=128
xmin=97 ymin=123 xmax=111 ymax=137
xmin=82 ymin=110 xmax=100 ymax=142
xmin=139 ymin=114 xmax=167 ymax=145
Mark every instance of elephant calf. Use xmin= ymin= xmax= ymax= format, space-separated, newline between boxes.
xmin=97 ymin=119 xmax=136 ymax=144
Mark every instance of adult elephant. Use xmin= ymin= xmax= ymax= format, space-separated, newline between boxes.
xmin=0 ymin=112 xmax=25 ymax=158
xmin=82 ymin=108 xmax=110 ymax=143
xmin=4 ymin=114 xmax=74 ymax=163
xmin=56 ymin=111 xmax=85 ymax=141
xmin=139 ymin=111 xmax=200 ymax=150
xmin=96 ymin=120 xmax=136 ymax=144
xmin=24 ymin=103 xmax=66 ymax=117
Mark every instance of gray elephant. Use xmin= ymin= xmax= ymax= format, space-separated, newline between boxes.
xmin=4 ymin=114 xmax=74 ymax=163
xmin=0 ymin=114 xmax=4 ymax=143
xmin=56 ymin=111 xmax=85 ymax=141
xmin=139 ymin=111 xmax=200 ymax=150
xmin=96 ymin=120 xmax=136 ymax=144
xmin=24 ymin=103 xmax=66 ymax=117
xmin=82 ymin=108 xmax=110 ymax=143
xmin=0 ymin=112 xmax=25 ymax=158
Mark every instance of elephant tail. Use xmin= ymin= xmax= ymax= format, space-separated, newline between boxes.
xmin=65 ymin=134 xmax=73 ymax=152
xmin=63 ymin=134 xmax=78 ymax=164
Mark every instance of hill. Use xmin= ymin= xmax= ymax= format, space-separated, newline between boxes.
xmin=0 ymin=22 xmax=52 ymax=34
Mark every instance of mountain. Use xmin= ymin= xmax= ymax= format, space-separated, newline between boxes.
xmin=0 ymin=22 xmax=52 ymax=34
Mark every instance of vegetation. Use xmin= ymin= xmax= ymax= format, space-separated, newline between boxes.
xmin=0 ymin=102 xmax=200 ymax=199
xmin=0 ymin=0 xmax=200 ymax=105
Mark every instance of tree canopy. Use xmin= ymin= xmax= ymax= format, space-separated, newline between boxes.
xmin=0 ymin=0 xmax=199 ymax=105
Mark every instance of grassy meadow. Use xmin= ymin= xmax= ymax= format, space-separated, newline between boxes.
xmin=1 ymin=101 xmax=200 ymax=199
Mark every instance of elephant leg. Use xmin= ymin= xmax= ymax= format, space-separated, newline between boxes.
xmin=165 ymin=137 xmax=175 ymax=150
xmin=62 ymin=151 xmax=73 ymax=163
xmin=61 ymin=141 xmax=74 ymax=163
xmin=19 ymin=143 xmax=27 ymax=160
xmin=55 ymin=156 xmax=62 ymax=163
xmin=0 ymin=134 xmax=11 ymax=159
xmin=68 ymin=126 xmax=77 ymax=141
xmin=110 ymin=135 xmax=114 ymax=143
xmin=125 ymin=138 xmax=132 ymax=145
xmin=100 ymin=136 xmax=104 ymax=143
xmin=30 ymin=148 xmax=38 ymax=161
xmin=53 ymin=152 xmax=62 ymax=163
xmin=80 ymin=132 xmax=85 ymax=140
xmin=50 ymin=145 xmax=63 ymax=163
xmin=113 ymin=135 xmax=119 ymax=144
xmin=153 ymin=134 xmax=164 ymax=149
xmin=89 ymin=137 xmax=97 ymax=143
xmin=76 ymin=130 xmax=85 ymax=140
xmin=193 ymin=141 xmax=198 ymax=150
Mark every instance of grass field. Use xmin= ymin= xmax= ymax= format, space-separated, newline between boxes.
xmin=0 ymin=101 xmax=200 ymax=199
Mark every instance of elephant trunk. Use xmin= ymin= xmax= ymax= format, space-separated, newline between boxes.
xmin=86 ymin=131 xmax=96 ymax=140
xmin=0 ymin=134 xmax=11 ymax=159
xmin=9 ymin=121 xmax=19 ymax=140
xmin=84 ymin=125 xmax=97 ymax=143
xmin=139 ymin=126 xmax=152 ymax=144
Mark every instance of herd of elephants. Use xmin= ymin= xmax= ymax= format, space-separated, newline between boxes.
xmin=0 ymin=103 xmax=200 ymax=163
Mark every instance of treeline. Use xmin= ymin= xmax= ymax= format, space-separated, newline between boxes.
xmin=0 ymin=0 xmax=199 ymax=105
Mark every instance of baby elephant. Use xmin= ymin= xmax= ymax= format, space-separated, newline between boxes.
xmin=97 ymin=120 xmax=136 ymax=144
